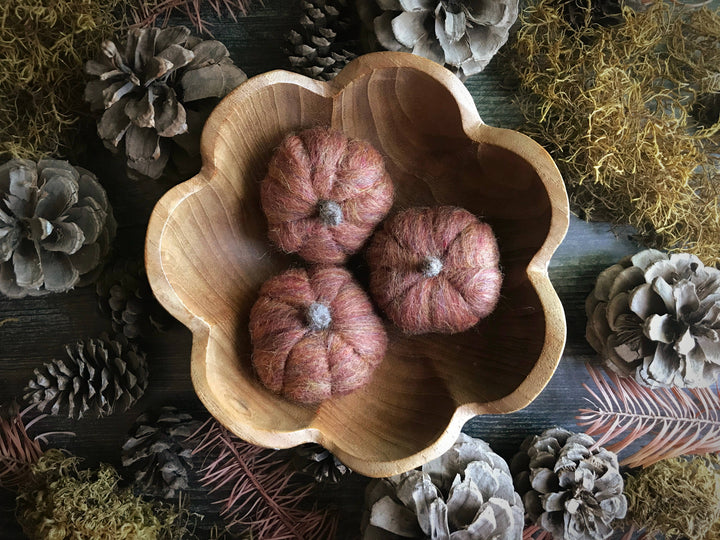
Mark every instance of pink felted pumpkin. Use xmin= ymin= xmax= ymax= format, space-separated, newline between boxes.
xmin=367 ymin=206 xmax=503 ymax=334
xmin=260 ymin=126 xmax=394 ymax=264
xmin=249 ymin=265 xmax=387 ymax=404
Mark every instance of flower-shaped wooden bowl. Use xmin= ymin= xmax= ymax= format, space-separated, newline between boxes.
xmin=146 ymin=52 xmax=569 ymax=477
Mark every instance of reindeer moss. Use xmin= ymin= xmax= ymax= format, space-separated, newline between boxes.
xmin=0 ymin=0 xmax=126 ymax=161
xmin=510 ymin=0 xmax=720 ymax=265
xmin=624 ymin=455 xmax=720 ymax=540
xmin=16 ymin=449 xmax=187 ymax=540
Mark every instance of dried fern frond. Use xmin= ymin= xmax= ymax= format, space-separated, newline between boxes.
xmin=190 ymin=419 xmax=338 ymax=539
xmin=576 ymin=365 xmax=720 ymax=468
xmin=128 ymin=0 xmax=255 ymax=35
xmin=0 ymin=403 xmax=69 ymax=490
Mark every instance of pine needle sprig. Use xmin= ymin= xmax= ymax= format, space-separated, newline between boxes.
xmin=0 ymin=403 xmax=71 ymax=489
xmin=128 ymin=0 xmax=255 ymax=35
xmin=190 ymin=419 xmax=338 ymax=539
xmin=523 ymin=524 xmax=554 ymax=540
xmin=576 ymin=365 xmax=720 ymax=468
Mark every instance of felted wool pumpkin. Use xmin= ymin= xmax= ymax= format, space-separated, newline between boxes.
xmin=367 ymin=206 xmax=502 ymax=334
xmin=260 ymin=126 xmax=394 ymax=264
xmin=249 ymin=265 xmax=387 ymax=404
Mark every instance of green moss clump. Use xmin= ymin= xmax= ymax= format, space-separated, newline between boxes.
xmin=624 ymin=455 xmax=720 ymax=539
xmin=0 ymin=0 xmax=126 ymax=161
xmin=16 ymin=449 xmax=188 ymax=539
xmin=509 ymin=0 xmax=720 ymax=265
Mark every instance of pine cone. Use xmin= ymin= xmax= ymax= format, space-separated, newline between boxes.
xmin=511 ymin=427 xmax=627 ymax=540
xmin=586 ymin=249 xmax=720 ymax=388
xmin=363 ymin=433 xmax=524 ymax=539
xmin=96 ymin=259 xmax=172 ymax=340
xmin=24 ymin=334 xmax=149 ymax=419
xmin=84 ymin=26 xmax=247 ymax=179
xmin=286 ymin=0 xmax=360 ymax=80
xmin=293 ymin=443 xmax=351 ymax=483
xmin=122 ymin=406 xmax=201 ymax=499
xmin=0 ymin=159 xmax=116 ymax=298
xmin=365 ymin=0 xmax=519 ymax=80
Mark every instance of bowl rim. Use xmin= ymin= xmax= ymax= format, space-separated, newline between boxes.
xmin=145 ymin=51 xmax=569 ymax=478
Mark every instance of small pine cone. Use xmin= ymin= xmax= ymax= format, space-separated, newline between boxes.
xmin=0 ymin=159 xmax=116 ymax=298
xmin=122 ymin=406 xmax=201 ymax=499
xmin=586 ymin=249 xmax=720 ymax=388
xmin=293 ymin=443 xmax=351 ymax=483
xmin=286 ymin=0 xmax=359 ymax=80
xmin=96 ymin=259 xmax=172 ymax=340
xmin=511 ymin=427 xmax=627 ymax=540
xmin=24 ymin=334 xmax=149 ymax=419
xmin=84 ymin=26 xmax=247 ymax=179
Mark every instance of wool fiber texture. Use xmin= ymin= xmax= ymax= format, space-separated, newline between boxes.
xmin=249 ymin=266 xmax=387 ymax=404
xmin=261 ymin=126 xmax=394 ymax=264
xmin=367 ymin=206 xmax=502 ymax=334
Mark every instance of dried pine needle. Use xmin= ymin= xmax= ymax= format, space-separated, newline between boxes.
xmin=509 ymin=0 xmax=720 ymax=265
xmin=16 ymin=449 xmax=189 ymax=539
xmin=0 ymin=0 xmax=127 ymax=161
xmin=623 ymin=455 xmax=720 ymax=539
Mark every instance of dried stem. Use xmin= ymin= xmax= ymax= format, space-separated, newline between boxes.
xmin=190 ymin=419 xmax=338 ymax=539
xmin=0 ymin=404 xmax=71 ymax=489
xmin=128 ymin=0 xmax=256 ymax=35
xmin=523 ymin=524 xmax=554 ymax=540
xmin=576 ymin=365 xmax=720 ymax=467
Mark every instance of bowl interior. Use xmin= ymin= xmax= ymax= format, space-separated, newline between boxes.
xmin=156 ymin=64 xmax=553 ymax=464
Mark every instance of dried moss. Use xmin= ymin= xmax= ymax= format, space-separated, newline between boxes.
xmin=624 ymin=455 xmax=720 ymax=539
xmin=0 ymin=0 xmax=126 ymax=161
xmin=509 ymin=0 xmax=720 ymax=265
xmin=16 ymin=449 xmax=188 ymax=539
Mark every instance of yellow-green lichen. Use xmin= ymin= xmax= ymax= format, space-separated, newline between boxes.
xmin=509 ymin=0 xmax=720 ymax=264
xmin=624 ymin=454 xmax=720 ymax=539
xmin=0 ymin=0 xmax=126 ymax=160
xmin=16 ymin=449 xmax=188 ymax=540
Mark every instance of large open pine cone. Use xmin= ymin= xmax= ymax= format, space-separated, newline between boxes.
xmin=511 ymin=427 xmax=627 ymax=540
xmin=586 ymin=249 xmax=720 ymax=388
xmin=361 ymin=0 xmax=518 ymax=79
xmin=84 ymin=26 xmax=247 ymax=179
xmin=24 ymin=334 xmax=148 ymax=419
xmin=122 ymin=406 xmax=201 ymax=499
xmin=0 ymin=159 xmax=116 ymax=298
xmin=363 ymin=433 xmax=524 ymax=539
xmin=286 ymin=0 xmax=359 ymax=80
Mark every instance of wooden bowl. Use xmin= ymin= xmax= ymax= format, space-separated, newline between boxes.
xmin=145 ymin=52 xmax=569 ymax=477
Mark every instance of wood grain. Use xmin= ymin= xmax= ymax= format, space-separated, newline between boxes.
xmin=145 ymin=52 xmax=570 ymax=477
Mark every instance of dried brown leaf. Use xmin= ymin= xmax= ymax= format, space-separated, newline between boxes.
xmin=576 ymin=365 xmax=720 ymax=468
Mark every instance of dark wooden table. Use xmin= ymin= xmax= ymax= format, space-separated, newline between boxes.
xmin=0 ymin=1 xmax=646 ymax=537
